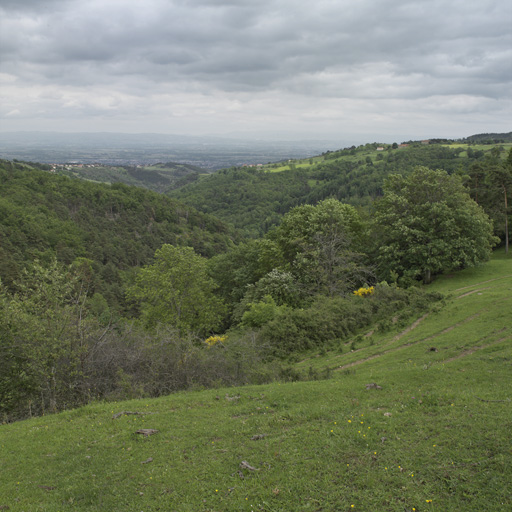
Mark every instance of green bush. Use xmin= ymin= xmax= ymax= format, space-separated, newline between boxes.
xmin=259 ymin=285 xmax=443 ymax=355
xmin=240 ymin=295 xmax=288 ymax=329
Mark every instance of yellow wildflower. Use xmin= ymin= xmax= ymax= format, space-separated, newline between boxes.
xmin=204 ymin=335 xmax=227 ymax=348
xmin=353 ymin=286 xmax=375 ymax=297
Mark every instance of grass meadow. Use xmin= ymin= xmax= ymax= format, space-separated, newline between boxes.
xmin=1 ymin=252 xmax=511 ymax=511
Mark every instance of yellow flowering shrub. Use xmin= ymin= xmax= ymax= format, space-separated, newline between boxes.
xmin=204 ymin=335 xmax=227 ymax=348
xmin=353 ymin=286 xmax=375 ymax=297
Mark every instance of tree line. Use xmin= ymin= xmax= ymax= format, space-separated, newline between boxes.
xmin=168 ymin=142 xmax=508 ymax=238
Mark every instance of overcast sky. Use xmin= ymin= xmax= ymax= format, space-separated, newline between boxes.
xmin=1 ymin=0 xmax=511 ymax=143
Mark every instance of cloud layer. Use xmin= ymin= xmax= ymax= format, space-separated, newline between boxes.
xmin=1 ymin=0 xmax=511 ymax=141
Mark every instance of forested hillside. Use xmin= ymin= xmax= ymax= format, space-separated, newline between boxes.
xmin=0 ymin=159 xmax=235 ymax=309
xmin=54 ymin=161 xmax=206 ymax=193
xmin=168 ymin=141 xmax=511 ymax=238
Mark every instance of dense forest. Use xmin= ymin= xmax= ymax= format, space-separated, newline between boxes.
xmin=0 ymin=159 xmax=235 ymax=309
xmin=1 ymin=139 xmax=511 ymax=422
xmin=55 ymin=161 xmax=206 ymax=193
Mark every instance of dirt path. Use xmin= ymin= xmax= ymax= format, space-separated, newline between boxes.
xmin=336 ymin=354 xmax=383 ymax=371
xmin=453 ymin=275 xmax=512 ymax=292
xmin=442 ymin=337 xmax=510 ymax=363
xmin=456 ymin=287 xmax=491 ymax=299
xmin=335 ymin=310 xmax=484 ymax=371
xmin=387 ymin=313 xmax=429 ymax=344
xmin=298 ymin=313 xmax=429 ymax=366
xmin=420 ymin=312 xmax=482 ymax=342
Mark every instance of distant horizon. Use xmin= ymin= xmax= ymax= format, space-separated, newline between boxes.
xmin=2 ymin=128 xmax=508 ymax=146
xmin=2 ymin=128 xmax=510 ymax=170
xmin=0 ymin=130 xmax=343 ymax=169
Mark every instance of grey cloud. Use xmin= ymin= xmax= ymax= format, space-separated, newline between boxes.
xmin=0 ymin=0 xmax=510 ymax=138
xmin=3 ymin=0 xmax=509 ymax=92
xmin=0 ymin=0 xmax=71 ymax=11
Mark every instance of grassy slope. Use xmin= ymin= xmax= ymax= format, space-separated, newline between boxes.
xmin=264 ymin=142 xmax=512 ymax=174
xmin=1 ymin=253 xmax=511 ymax=511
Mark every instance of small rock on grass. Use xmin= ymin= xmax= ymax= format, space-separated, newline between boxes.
xmin=250 ymin=434 xmax=268 ymax=440
xmin=136 ymin=429 xmax=159 ymax=437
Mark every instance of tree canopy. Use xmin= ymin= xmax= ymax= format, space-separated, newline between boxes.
xmin=373 ymin=167 xmax=498 ymax=284
xmin=127 ymin=245 xmax=226 ymax=336
xmin=0 ymin=160 xmax=235 ymax=311
xmin=268 ymin=198 xmax=371 ymax=296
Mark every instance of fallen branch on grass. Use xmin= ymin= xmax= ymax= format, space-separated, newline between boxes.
xmin=112 ymin=410 xmax=154 ymax=419
xmin=476 ymin=397 xmax=510 ymax=403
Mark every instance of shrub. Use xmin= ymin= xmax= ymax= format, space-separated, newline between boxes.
xmin=240 ymin=295 xmax=288 ymax=329
xmin=259 ymin=285 xmax=443 ymax=356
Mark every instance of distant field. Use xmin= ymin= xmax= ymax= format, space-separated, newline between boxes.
xmin=261 ymin=141 xmax=512 ymax=174
xmin=1 ymin=251 xmax=511 ymax=511
xmin=444 ymin=142 xmax=512 ymax=154
xmin=265 ymin=156 xmax=324 ymax=173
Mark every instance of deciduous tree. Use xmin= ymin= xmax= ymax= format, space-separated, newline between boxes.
xmin=127 ymin=245 xmax=225 ymax=335
xmin=0 ymin=260 xmax=96 ymax=419
xmin=486 ymin=148 xmax=512 ymax=253
xmin=269 ymin=198 xmax=371 ymax=296
xmin=373 ymin=167 xmax=498 ymax=284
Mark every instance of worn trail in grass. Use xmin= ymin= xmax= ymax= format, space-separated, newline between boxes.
xmin=1 ymin=253 xmax=511 ymax=511
xmin=312 ymin=255 xmax=512 ymax=376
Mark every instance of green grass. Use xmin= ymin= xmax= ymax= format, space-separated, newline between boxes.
xmin=264 ymin=150 xmax=375 ymax=173
xmin=1 ymin=252 xmax=511 ymax=511
xmin=443 ymin=143 xmax=512 ymax=159
xmin=265 ymin=158 xmax=323 ymax=173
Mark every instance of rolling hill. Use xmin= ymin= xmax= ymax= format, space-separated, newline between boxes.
xmin=1 ymin=251 xmax=510 ymax=511
xmin=168 ymin=140 xmax=512 ymax=237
